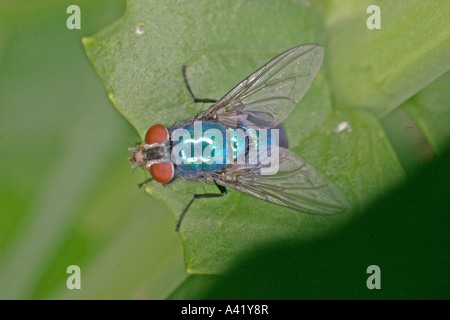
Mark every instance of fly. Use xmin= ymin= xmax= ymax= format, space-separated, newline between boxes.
xmin=128 ymin=44 xmax=349 ymax=232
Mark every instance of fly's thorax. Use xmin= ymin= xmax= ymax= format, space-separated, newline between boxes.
xmin=169 ymin=121 xmax=228 ymax=176
xmin=142 ymin=143 xmax=170 ymax=167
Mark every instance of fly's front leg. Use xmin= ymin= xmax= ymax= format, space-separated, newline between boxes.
xmin=138 ymin=178 xmax=153 ymax=188
xmin=175 ymin=183 xmax=227 ymax=232
xmin=182 ymin=65 xmax=218 ymax=104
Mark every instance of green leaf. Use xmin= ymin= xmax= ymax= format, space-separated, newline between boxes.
xmin=402 ymin=71 xmax=450 ymax=154
xmin=292 ymin=109 xmax=405 ymax=211
xmin=82 ymin=0 xmax=325 ymax=137
xmin=83 ymin=0 xmax=404 ymax=274
xmin=326 ymin=0 xmax=450 ymax=117
xmin=168 ymin=274 xmax=217 ymax=300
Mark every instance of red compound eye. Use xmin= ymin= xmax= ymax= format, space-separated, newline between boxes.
xmin=145 ymin=124 xmax=168 ymax=144
xmin=150 ymin=162 xmax=174 ymax=184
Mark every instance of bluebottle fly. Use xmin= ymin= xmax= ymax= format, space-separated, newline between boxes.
xmin=128 ymin=44 xmax=349 ymax=231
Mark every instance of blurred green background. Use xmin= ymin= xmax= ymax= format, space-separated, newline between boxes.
xmin=0 ymin=0 xmax=448 ymax=299
xmin=0 ymin=0 xmax=186 ymax=299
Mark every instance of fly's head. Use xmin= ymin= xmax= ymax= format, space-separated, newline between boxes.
xmin=128 ymin=124 xmax=175 ymax=184
xmin=128 ymin=142 xmax=169 ymax=169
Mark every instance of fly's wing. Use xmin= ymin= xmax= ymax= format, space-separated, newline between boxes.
xmin=215 ymin=148 xmax=349 ymax=215
xmin=203 ymin=44 xmax=324 ymax=128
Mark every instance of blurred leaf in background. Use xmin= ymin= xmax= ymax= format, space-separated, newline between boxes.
xmin=401 ymin=72 xmax=450 ymax=155
xmin=324 ymin=0 xmax=449 ymax=117
xmin=0 ymin=0 xmax=186 ymax=299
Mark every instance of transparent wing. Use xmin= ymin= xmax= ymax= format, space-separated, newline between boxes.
xmin=202 ymin=44 xmax=324 ymax=128
xmin=215 ymin=148 xmax=349 ymax=215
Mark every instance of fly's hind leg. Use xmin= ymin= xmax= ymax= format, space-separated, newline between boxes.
xmin=182 ymin=65 xmax=218 ymax=104
xmin=175 ymin=183 xmax=227 ymax=232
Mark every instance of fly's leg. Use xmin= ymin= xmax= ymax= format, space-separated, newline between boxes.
xmin=175 ymin=183 xmax=227 ymax=232
xmin=138 ymin=178 xmax=153 ymax=188
xmin=182 ymin=65 xmax=218 ymax=104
